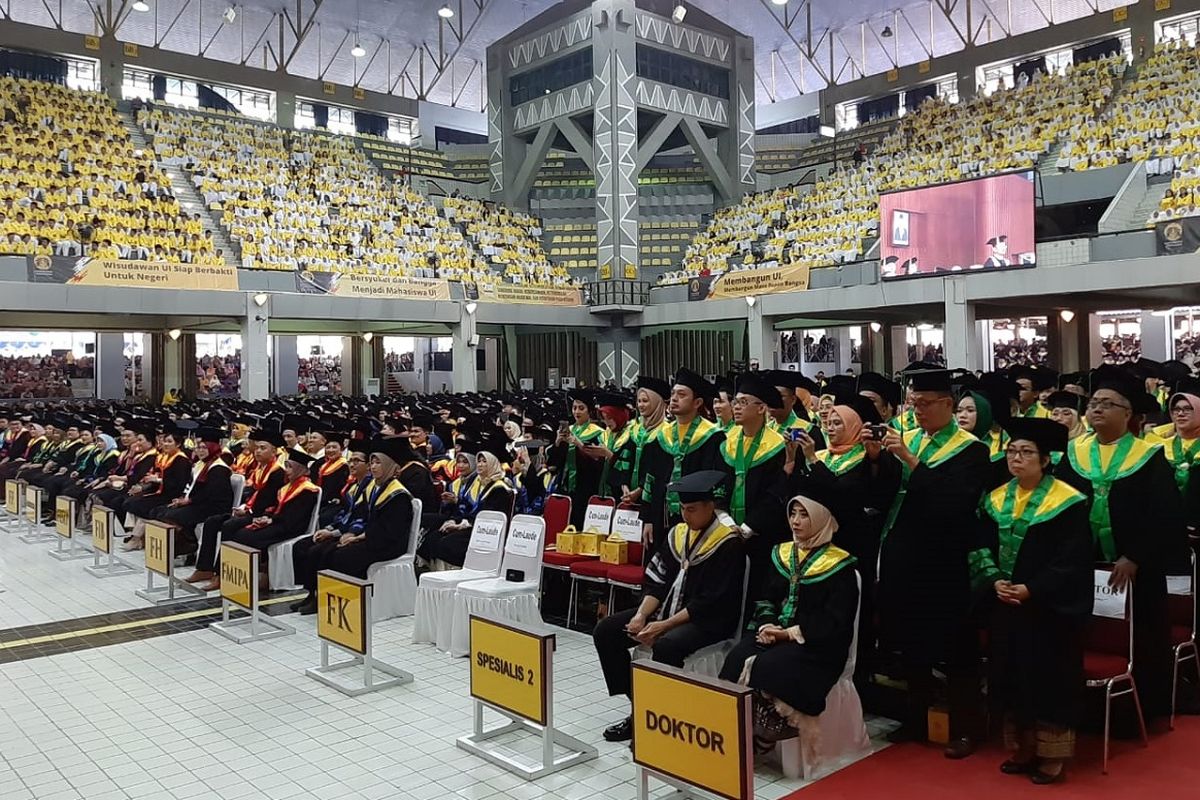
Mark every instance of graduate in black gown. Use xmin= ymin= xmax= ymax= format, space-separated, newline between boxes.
xmin=970 ymin=419 xmax=1092 ymax=785
xmin=549 ymin=390 xmax=605 ymax=529
xmin=1055 ymin=365 xmax=1187 ymax=722
xmin=122 ymin=425 xmax=194 ymax=551
xmin=592 ymin=469 xmax=746 ymax=743
xmin=718 ymin=373 xmax=788 ymax=584
xmin=719 ymin=492 xmax=859 ymax=761
xmin=292 ymin=438 xmax=416 ymax=615
xmin=419 ymin=444 xmax=514 ymax=567
xmin=956 ymin=374 xmax=1019 ymax=492
xmin=877 ymin=368 xmax=991 ymax=757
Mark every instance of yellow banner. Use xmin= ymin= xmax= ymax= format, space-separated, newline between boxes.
xmin=469 ymin=616 xmax=550 ymax=725
xmin=55 ymin=497 xmax=73 ymax=538
xmin=92 ymin=507 xmax=110 ymax=553
xmin=63 ymin=259 xmax=239 ymax=291
xmin=4 ymin=482 xmax=17 ymax=514
xmin=632 ymin=662 xmax=752 ymax=800
xmin=327 ymin=272 xmax=452 ymax=301
xmin=220 ymin=543 xmax=255 ymax=609
xmin=24 ymin=485 xmax=39 ymax=522
xmin=316 ymin=572 xmax=368 ymax=654
xmin=475 ymin=282 xmax=582 ymax=306
xmin=145 ymin=522 xmax=171 ymax=577
xmin=702 ymin=263 xmax=811 ymax=300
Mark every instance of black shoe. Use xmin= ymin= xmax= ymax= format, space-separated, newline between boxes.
xmin=1030 ymin=768 xmax=1065 ymax=785
xmin=944 ymin=736 xmax=975 ymax=759
xmin=603 ymin=717 xmax=633 ymax=742
xmin=297 ymin=598 xmax=318 ymax=615
xmin=289 ymin=593 xmax=313 ymax=612
xmin=1000 ymin=759 xmax=1035 ymax=775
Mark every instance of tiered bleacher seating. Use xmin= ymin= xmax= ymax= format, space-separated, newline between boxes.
xmin=443 ymin=195 xmax=571 ymax=285
xmin=639 ymin=219 xmax=700 ymax=270
xmin=0 ymin=78 xmax=203 ymax=262
xmin=545 ymin=222 xmax=598 ymax=271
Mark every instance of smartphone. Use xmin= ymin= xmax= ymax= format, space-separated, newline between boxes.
xmin=789 ymin=429 xmax=804 ymax=442
xmin=867 ymin=423 xmax=889 ymax=440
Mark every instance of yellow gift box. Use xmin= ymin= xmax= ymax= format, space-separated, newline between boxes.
xmin=599 ymin=534 xmax=628 ymax=565
xmin=577 ymin=530 xmax=605 ymax=557
xmin=556 ymin=526 xmax=581 ymax=555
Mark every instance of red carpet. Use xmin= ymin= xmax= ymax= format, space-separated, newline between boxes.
xmin=785 ymin=718 xmax=1200 ymax=799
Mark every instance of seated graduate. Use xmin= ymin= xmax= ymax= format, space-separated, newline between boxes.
xmin=317 ymin=447 xmax=373 ymax=533
xmin=513 ymin=439 xmax=556 ymax=516
xmin=718 ymin=491 xmax=859 ymax=759
xmin=311 ymin=431 xmax=350 ymax=527
xmin=418 ymin=437 xmax=514 ymax=568
xmin=40 ymin=424 xmax=114 ymax=524
xmin=186 ymin=428 xmax=286 ymax=589
xmin=291 ymin=438 xmax=416 ymax=615
xmin=90 ymin=422 xmax=158 ymax=527
xmin=54 ymin=427 xmax=120 ymax=513
xmin=150 ymin=426 xmax=235 ymax=561
xmin=592 ymin=470 xmax=746 ymax=743
xmin=969 ymin=418 xmax=1092 ymax=786
xmin=122 ymin=423 xmax=195 ymax=551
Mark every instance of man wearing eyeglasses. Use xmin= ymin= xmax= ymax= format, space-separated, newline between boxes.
xmin=876 ymin=368 xmax=991 ymax=759
xmin=1055 ymin=365 xmax=1185 ymax=725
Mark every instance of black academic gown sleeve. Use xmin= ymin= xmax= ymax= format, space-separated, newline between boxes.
xmin=130 ymin=453 xmax=156 ymax=483
xmin=1184 ymin=470 xmax=1200 ymax=533
xmin=643 ymin=430 xmax=727 ymax=532
xmin=361 ymin=490 xmax=414 ymax=559
xmin=399 ymin=461 xmax=439 ymax=512
xmin=315 ymin=464 xmax=349 ymax=507
xmin=249 ymin=469 xmax=287 ymax=515
xmin=270 ymin=487 xmax=319 ymax=535
xmin=160 ymin=457 xmax=193 ymax=501
xmin=189 ymin=463 xmax=235 ymax=517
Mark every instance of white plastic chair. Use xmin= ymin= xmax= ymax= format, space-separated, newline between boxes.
xmin=412 ymin=510 xmax=508 ymax=650
xmin=776 ymin=572 xmax=870 ymax=780
xmin=266 ymin=487 xmax=323 ymax=590
xmin=366 ymin=498 xmax=422 ymax=621
xmin=448 ymin=514 xmax=546 ymax=656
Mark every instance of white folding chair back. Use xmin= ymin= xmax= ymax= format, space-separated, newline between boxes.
xmin=461 ymin=510 xmax=509 ymax=574
xmin=369 ymin=498 xmax=422 ymax=620
xmin=496 ymin=514 xmax=547 ymax=582
xmin=230 ymin=474 xmax=246 ymax=508
xmin=266 ymin=487 xmax=322 ymax=591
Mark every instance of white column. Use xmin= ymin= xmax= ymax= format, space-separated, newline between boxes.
xmin=1085 ymin=312 xmax=1104 ymax=368
xmin=943 ymin=277 xmax=982 ymax=370
xmin=240 ymin=294 xmax=270 ymax=400
xmin=889 ymin=324 xmax=909 ymax=372
xmin=94 ymin=333 xmax=126 ymax=400
xmin=451 ymin=303 xmax=479 ymax=393
xmin=137 ymin=333 xmax=153 ymax=400
xmin=746 ymin=300 xmax=774 ymax=370
xmin=834 ymin=326 xmax=853 ymax=374
xmin=1139 ymin=311 xmax=1172 ymax=361
xmin=272 ymin=335 xmax=298 ymax=397
xmin=162 ymin=335 xmax=183 ymax=399
xmin=339 ymin=336 xmax=356 ymax=396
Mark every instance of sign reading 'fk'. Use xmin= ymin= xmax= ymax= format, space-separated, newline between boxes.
xmin=316 ymin=571 xmax=369 ymax=655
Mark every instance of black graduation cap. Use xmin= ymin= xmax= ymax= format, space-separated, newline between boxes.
xmin=907 ymin=369 xmax=954 ymax=393
xmin=1088 ymin=364 xmax=1145 ymax=407
xmin=194 ymin=426 xmax=224 ymax=443
xmin=594 ymin=391 xmax=630 ymax=410
xmin=986 ymin=235 xmax=1008 ymax=247
xmin=95 ymin=421 xmax=121 ymax=438
xmin=1163 ymin=359 xmax=1192 ymax=383
xmin=174 ymin=418 xmax=200 ymax=431
xmin=735 ymin=373 xmax=783 ymax=410
xmin=767 ymin=370 xmax=819 ymax=396
xmin=251 ymin=428 xmax=286 ymax=448
xmin=1043 ymin=391 xmax=1084 ymax=413
xmin=825 ymin=374 xmax=856 ymax=399
xmin=286 ymin=449 xmax=316 ymax=467
xmin=125 ymin=419 xmax=158 ymax=439
xmin=857 ymin=372 xmax=901 ymax=408
xmin=667 ymin=469 xmax=727 ymax=504
xmin=1003 ymin=418 xmax=1067 ymax=454
xmin=902 ymin=360 xmax=943 ymax=374
xmin=637 ymin=375 xmax=672 ymax=400
xmin=368 ymin=436 xmax=414 ymax=465
xmin=477 ymin=431 xmax=514 ymax=465
xmin=844 ymin=394 xmax=882 ymax=425
xmin=566 ymin=388 xmax=594 ymax=408
xmin=976 ymin=373 xmax=1020 ymax=423
xmin=1057 ymin=371 xmax=1087 ymax=391
xmin=713 ymin=374 xmax=735 ymax=399
xmin=672 ymin=368 xmax=717 ymax=403
xmin=1131 ymin=358 xmax=1164 ymax=381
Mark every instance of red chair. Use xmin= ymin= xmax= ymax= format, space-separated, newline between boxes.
xmin=540 ymin=494 xmax=585 ymax=571
xmin=606 ymin=542 xmax=646 ymax=612
xmin=565 ymin=496 xmax=616 ymax=627
xmin=1084 ymin=566 xmax=1148 ymax=774
xmin=1169 ymin=552 xmax=1198 ymax=730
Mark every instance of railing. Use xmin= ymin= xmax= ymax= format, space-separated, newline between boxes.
xmin=585 ymin=280 xmax=651 ymax=307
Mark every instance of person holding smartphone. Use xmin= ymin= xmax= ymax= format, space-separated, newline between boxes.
xmin=549 ymin=390 xmax=605 ymax=529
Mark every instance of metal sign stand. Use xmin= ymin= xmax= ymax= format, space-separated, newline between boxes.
xmin=210 ymin=545 xmax=294 ymax=643
xmin=18 ymin=486 xmax=56 ymax=544
xmin=49 ymin=497 xmax=93 ymax=561
xmin=635 ymin=767 xmax=718 ymax=800
xmin=1 ymin=481 xmax=24 ymax=533
xmin=135 ymin=522 xmax=206 ymax=605
xmin=457 ymin=649 xmax=595 ymax=779
xmin=83 ymin=505 xmax=138 ymax=578
xmin=305 ymin=574 xmax=411 ymax=696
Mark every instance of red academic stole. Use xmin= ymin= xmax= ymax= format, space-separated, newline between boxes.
xmin=249 ymin=477 xmax=317 ymax=528
xmin=316 ymin=456 xmax=347 ymax=486
xmin=146 ymin=450 xmax=186 ymax=495
xmin=244 ymin=459 xmax=282 ymax=508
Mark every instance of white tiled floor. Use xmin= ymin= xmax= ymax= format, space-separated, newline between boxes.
xmin=0 ymin=510 xmax=890 ymax=800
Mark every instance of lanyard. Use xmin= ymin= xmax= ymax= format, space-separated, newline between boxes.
xmin=994 ymin=476 xmax=1054 ymax=576
xmin=730 ymin=425 xmax=766 ymax=525
xmin=667 ymin=417 xmax=703 ymax=517
xmin=1085 ymin=434 xmax=1135 ymax=561
xmin=778 ymin=543 xmax=829 ymax=626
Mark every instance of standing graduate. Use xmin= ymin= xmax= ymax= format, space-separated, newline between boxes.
xmin=877 ymin=368 xmax=991 ymax=757
xmin=1055 ymin=366 xmax=1187 ymax=721
xmin=956 ymin=374 xmax=1018 ymax=491
xmin=718 ymin=373 xmax=788 ymax=583
xmin=767 ymin=371 xmax=827 ymax=451
xmin=613 ymin=376 xmax=669 ymax=543
xmin=639 ymin=368 xmax=726 ymax=550
xmin=1162 ymin=380 xmax=1200 ymax=531
xmin=549 ymin=389 xmax=605 ymax=529
xmin=970 ymin=419 xmax=1092 ymax=785
xmin=593 ymin=392 xmax=631 ymax=499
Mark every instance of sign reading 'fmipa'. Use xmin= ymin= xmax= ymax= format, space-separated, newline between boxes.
xmin=632 ymin=660 xmax=753 ymax=800
xmin=219 ymin=542 xmax=255 ymax=609
xmin=468 ymin=615 xmax=552 ymax=726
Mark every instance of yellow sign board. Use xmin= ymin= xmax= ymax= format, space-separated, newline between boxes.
xmin=316 ymin=571 xmax=369 ymax=654
xmin=64 ymin=259 xmax=239 ymax=291
xmin=84 ymin=35 xmax=101 ymax=51
xmin=887 ymin=68 xmax=899 ymax=82
xmin=220 ymin=543 xmax=255 ymax=609
xmin=144 ymin=522 xmax=171 ymax=577
xmin=314 ymin=271 xmax=452 ymax=300
xmin=1156 ymin=0 xmax=1172 ymax=11
xmin=123 ymin=42 xmax=139 ymax=58
xmin=92 ymin=507 xmax=110 ymax=553
xmin=598 ymin=264 xmax=613 ymax=281
xmin=469 ymin=616 xmax=552 ymax=726
xmin=694 ymin=263 xmax=811 ymax=300
xmin=24 ymin=485 xmax=39 ymax=522
xmin=323 ymin=81 xmax=336 ymax=95
xmin=474 ymin=282 xmax=583 ymax=306
xmin=353 ymin=86 xmax=366 ymax=100
xmin=55 ymin=497 xmax=72 ymax=537
xmin=1113 ymin=6 xmax=1128 ymax=22
xmin=918 ymin=59 xmax=931 ymax=74
xmin=4 ymin=482 xmax=17 ymax=514
xmin=632 ymin=661 xmax=753 ymax=800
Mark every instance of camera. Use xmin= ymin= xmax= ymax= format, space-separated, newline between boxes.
xmin=866 ymin=423 xmax=890 ymax=440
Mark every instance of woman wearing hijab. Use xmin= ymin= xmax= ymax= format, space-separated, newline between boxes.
xmin=816 ymin=394 xmax=836 ymax=429
xmin=420 ymin=447 xmax=514 ymax=567
xmin=593 ymin=393 xmax=631 ymax=499
xmin=550 ymin=390 xmax=605 ymax=529
xmin=794 ymin=395 xmax=900 ymax=681
xmin=616 ymin=376 xmax=670 ymax=543
xmin=292 ymin=437 xmax=416 ymax=615
xmin=718 ymin=492 xmax=860 ymax=763
xmin=1046 ymin=391 xmax=1088 ymax=450
xmin=1163 ymin=381 xmax=1200 ymax=530
xmin=150 ymin=427 xmax=235 ymax=560
xmin=969 ymin=419 xmax=1092 ymax=785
